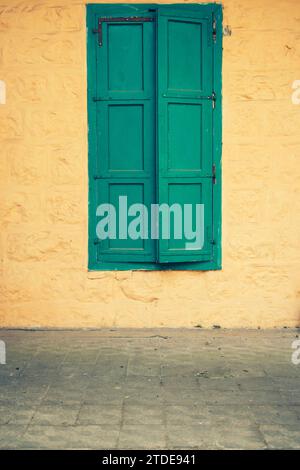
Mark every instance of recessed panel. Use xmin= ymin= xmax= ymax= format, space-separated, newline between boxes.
xmin=108 ymin=183 xmax=145 ymax=250
xmin=167 ymin=20 xmax=202 ymax=91
xmin=108 ymin=105 xmax=144 ymax=171
xmin=168 ymin=103 xmax=202 ymax=171
xmin=107 ymin=24 xmax=143 ymax=91
xmin=166 ymin=183 xmax=203 ymax=250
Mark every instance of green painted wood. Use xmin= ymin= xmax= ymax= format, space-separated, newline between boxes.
xmin=157 ymin=5 xmax=215 ymax=263
xmin=87 ymin=4 xmax=222 ymax=271
xmin=91 ymin=9 xmax=156 ymax=263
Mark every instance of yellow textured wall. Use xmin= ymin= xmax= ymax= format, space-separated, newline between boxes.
xmin=0 ymin=0 xmax=300 ymax=328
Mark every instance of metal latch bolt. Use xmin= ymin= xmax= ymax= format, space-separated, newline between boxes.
xmin=93 ymin=17 xmax=154 ymax=46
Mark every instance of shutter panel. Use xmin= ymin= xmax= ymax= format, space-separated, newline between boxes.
xmin=92 ymin=14 xmax=156 ymax=263
xmin=157 ymin=6 xmax=215 ymax=263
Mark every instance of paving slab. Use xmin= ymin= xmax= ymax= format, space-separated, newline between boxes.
xmin=0 ymin=328 xmax=299 ymax=449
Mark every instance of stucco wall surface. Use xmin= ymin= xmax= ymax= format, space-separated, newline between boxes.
xmin=0 ymin=0 xmax=300 ymax=328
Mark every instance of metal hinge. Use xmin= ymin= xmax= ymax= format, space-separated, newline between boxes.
xmin=212 ymin=164 xmax=216 ymax=184
xmin=181 ymin=92 xmax=216 ymax=108
xmin=212 ymin=16 xmax=217 ymax=43
xmin=210 ymin=92 xmax=216 ymax=109
xmin=93 ymin=17 xmax=154 ymax=46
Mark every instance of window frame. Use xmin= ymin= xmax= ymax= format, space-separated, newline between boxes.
xmin=87 ymin=3 xmax=222 ymax=271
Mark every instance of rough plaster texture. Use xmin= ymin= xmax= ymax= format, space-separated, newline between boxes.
xmin=0 ymin=0 xmax=300 ymax=328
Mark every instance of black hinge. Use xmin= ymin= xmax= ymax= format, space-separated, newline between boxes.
xmin=212 ymin=15 xmax=217 ymax=43
xmin=212 ymin=164 xmax=216 ymax=184
xmin=93 ymin=17 xmax=154 ymax=46
xmin=162 ymin=93 xmax=216 ymax=108
xmin=210 ymin=91 xmax=216 ymax=109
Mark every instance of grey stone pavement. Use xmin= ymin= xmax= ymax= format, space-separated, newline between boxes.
xmin=0 ymin=328 xmax=299 ymax=450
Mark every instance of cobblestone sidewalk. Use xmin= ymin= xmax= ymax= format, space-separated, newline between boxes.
xmin=0 ymin=329 xmax=299 ymax=449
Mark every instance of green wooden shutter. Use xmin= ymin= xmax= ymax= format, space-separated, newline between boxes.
xmin=88 ymin=4 xmax=222 ymax=271
xmin=91 ymin=11 xmax=156 ymax=264
xmin=157 ymin=5 xmax=215 ymax=263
